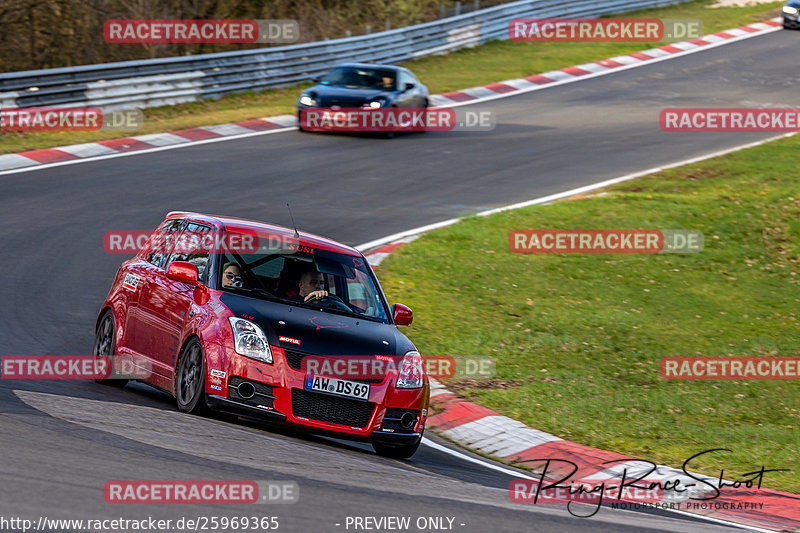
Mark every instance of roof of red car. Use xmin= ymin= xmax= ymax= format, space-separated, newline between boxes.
xmin=165 ymin=211 xmax=361 ymax=256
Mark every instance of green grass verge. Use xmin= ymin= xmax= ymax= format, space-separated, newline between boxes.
xmin=377 ymin=133 xmax=800 ymax=493
xmin=0 ymin=0 xmax=782 ymax=155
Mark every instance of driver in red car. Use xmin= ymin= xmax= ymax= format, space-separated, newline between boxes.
xmin=286 ymin=268 xmax=328 ymax=302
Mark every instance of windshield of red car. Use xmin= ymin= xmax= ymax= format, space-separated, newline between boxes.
xmin=218 ymin=247 xmax=390 ymax=323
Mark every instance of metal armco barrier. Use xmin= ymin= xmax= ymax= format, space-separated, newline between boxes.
xmin=0 ymin=0 xmax=690 ymax=110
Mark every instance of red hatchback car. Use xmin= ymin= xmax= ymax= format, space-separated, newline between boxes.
xmin=93 ymin=212 xmax=429 ymax=458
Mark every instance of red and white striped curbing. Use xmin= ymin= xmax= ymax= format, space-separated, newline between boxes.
xmin=0 ymin=114 xmax=297 ymax=171
xmin=0 ymin=19 xmax=782 ymax=173
xmin=363 ymin=227 xmax=800 ymax=531
xmin=361 ymin=195 xmax=800 ymax=531
xmin=424 ymin=382 xmax=800 ymax=531
xmin=430 ymin=18 xmax=782 ymax=107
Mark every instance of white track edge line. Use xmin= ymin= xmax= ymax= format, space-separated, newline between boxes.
xmin=0 ymin=126 xmax=296 ymax=176
xmin=356 ymin=132 xmax=796 ymax=252
xmin=442 ymin=22 xmax=782 ymax=109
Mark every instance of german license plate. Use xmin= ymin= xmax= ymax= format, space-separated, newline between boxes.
xmin=305 ymin=375 xmax=370 ymax=401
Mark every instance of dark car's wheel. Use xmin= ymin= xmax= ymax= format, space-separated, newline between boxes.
xmin=373 ymin=436 xmax=422 ymax=459
xmin=93 ymin=310 xmax=127 ymax=387
xmin=175 ymin=338 xmax=208 ymax=414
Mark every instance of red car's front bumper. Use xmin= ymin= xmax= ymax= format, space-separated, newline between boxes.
xmin=203 ymin=344 xmax=429 ymax=444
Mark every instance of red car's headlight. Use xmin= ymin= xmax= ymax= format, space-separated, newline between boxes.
xmin=396 ymin=350 xmax=424 ymax=389
xmin=228 ymin=317 xmax=272 ymax=364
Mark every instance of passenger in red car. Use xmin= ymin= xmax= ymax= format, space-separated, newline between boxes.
xmin=221 ymin=262 xmax=244 ymax=289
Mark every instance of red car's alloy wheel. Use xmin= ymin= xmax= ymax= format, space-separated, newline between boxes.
xmin=175 ymin=339 xmax=207 ymax=414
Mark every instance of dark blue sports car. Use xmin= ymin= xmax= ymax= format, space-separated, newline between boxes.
xmin=784 ymin=0 xmax=800 ymax=29
xmin=297 ymin=63 xmax=429 ymax=131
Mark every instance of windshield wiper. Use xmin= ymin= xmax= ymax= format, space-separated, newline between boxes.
xmin=296 ymin=303 xmax=383 ymax=322
xmin=225 ymin=286 xmax=280 ymax=301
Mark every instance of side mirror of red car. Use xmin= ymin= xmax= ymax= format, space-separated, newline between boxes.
xmin=392 ymin=303 xmax=413 ymax=326
xmin=166 ymin=261 xmax=199 ymax=286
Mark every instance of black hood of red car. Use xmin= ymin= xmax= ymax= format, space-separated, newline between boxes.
xmin=219 ymin=292 xmax=416 ymax=356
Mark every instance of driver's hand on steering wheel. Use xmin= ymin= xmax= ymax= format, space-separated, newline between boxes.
xmin=304 ymin=290 xmax=328 ymax=302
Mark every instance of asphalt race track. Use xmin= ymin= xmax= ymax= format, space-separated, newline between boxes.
xmin=2 ymin=28 xmax=797 ymax=533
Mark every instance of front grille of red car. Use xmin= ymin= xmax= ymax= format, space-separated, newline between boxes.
xmin=291 ymin=389 xmax=375 ymax=428
xmin=283 ymin=348 xmax=385 ymax=384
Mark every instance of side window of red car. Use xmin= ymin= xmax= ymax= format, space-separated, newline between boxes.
xmin=166 ymin=222 xmax=212 ymax=284
xmin=146 ymin=219 xmax=185 ymax=270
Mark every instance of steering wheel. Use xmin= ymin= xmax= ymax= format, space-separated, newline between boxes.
xmin=306 ymin=294 xmax=352 ymax=312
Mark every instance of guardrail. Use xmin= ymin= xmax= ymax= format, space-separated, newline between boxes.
xmin=0 ymin=0 xmax=690 ymax=110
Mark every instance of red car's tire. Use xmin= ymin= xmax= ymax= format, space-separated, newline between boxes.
xmin=93 ymin=310 xmax=127 ymax=387
xmin=175 ymin=338 xmax=208 ymax=414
